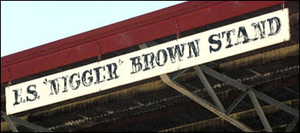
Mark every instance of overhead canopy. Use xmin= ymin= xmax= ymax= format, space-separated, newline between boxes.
xmin=1 ymin=1 xmax=299 ymax=132
xmin=1 ymin=1 xmax=285 ymax=83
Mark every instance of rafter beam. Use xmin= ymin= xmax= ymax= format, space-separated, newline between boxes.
xmin=8 ymin=114 xmax=53 ymax=132
xmin=199 ymin=65 xmax=299 ymax=117
xmin=160 ymin=74 xmax=254 ymax=132
xmin=248 ymin=90 xmax=273 ymax=132
xmin=1 ymin=111 xmax=18 ymax=132
xmin=193 ymin=66 xmax=226 ymax=112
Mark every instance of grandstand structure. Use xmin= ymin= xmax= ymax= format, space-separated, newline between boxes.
xmin=1 ymin=1 xmax=299 ymax=132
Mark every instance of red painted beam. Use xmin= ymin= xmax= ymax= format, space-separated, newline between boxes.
xmin=1 ymin=68 xmax=10 ymax=83
xmin=1 ymin=1 xmax=284 ymax=83
xmin=1 ymin=1 xmax=224 ymax=68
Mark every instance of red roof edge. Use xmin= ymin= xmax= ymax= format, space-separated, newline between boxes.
xmin=1 ymin=1 xmax=284 ymax=83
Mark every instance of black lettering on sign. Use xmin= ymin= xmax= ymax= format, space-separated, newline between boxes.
xmin=69 ymin=73 xmax=80 ymax=90
xmin=12 ymin=84 xmax=38 ymax=106
xmin=82 ymin=69 xmax=93 ymax=87
xmin=251 ymin=20 xmax=266 ymax=41
xmin=155 ymin=49 xmax=168 ymax=67
xmin=187 ymin=39 xmax=200 ymax=58
xmin=130 ymin=56 xmax=143 ymax=74
xmin=237 ymin=26 xmax=250 ymax=45
xmin=26 ymin=84 xmax=38 ymax=102
xmin=12 ymin=88 xmax=22 ymax=106
xmin=93 ymin=66 xmax=106 ymax=84
xmin=267 ymin=17 xmax=281 ymax=36
xmin=48 ymin=76 xmax=68 ymax=95
xmin=106 ymin=63 xmax=119 ymax=81
xmin=49 ymin=78 xmax=60 ymax=95
xmin=209 ymin=33 xmax=221 ymax=53
xmin=167 ymin=44 xmax=185 ymax=63
xmin=142 ymin=53 xmax=155 ymax=71
xmin=221 ymin=29 xmax=235 ymax=49
xmin=61 ymin=75 xmax=69 ymax=93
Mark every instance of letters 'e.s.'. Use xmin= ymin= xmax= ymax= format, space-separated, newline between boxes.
xmin=5 ymin=9 xmax=290 ymax=115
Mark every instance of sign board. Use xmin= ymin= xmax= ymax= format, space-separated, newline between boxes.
xmin=6 ymin=9 xmax=290 ymax=115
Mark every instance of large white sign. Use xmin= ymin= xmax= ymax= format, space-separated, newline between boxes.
xmin=6 ymin=9 xmax=290 ymax=115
